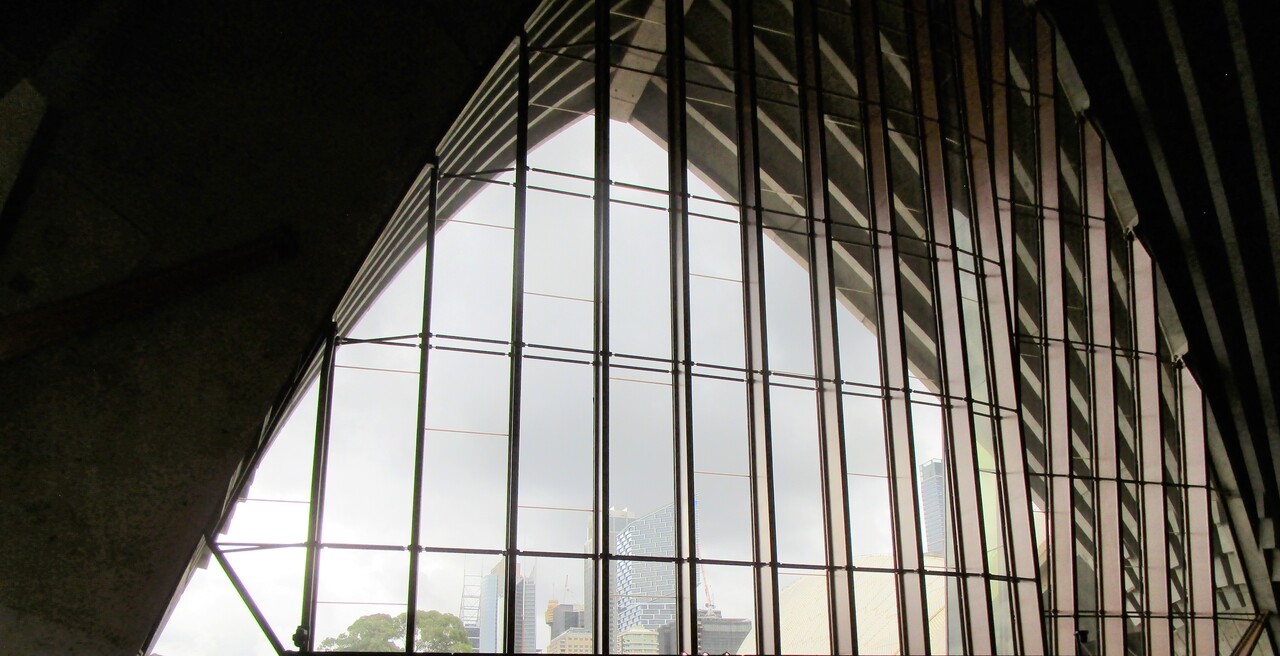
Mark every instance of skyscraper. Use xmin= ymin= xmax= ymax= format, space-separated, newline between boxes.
xmin=920 ymin=458 xmax=947 ymax=557
xmin=584 ymin=508 xmax=636 ymax=645
xmin=614 ymin=504 xmax=677 ymax=641
xmin=618 ymin=626 xmax=660 ymax=654
xmin=478 ymin=562 xmax=536 ymax=653
xmin=658 ymin=607 xmax=752 ymax=655
xmin=545 ymin=599 xmax=584 ymax=642
xmin=546 ymin=627 xmax=592 ymax=654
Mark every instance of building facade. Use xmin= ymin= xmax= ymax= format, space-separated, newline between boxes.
xmin=919 ymin=459 xmax=947 ymax=558
xmin=618 ymin=627 xmax=660 ymax=655
xmin=479 ymin=562 xmax=535 ymax=654
xmin=659 ymin=607 xmax=752 ymax=655
xmin=614 ymin=505 xmax=678 ymax=640
xmin=546 ymin=600 xmax=585 ymax=643
xmin=546 ymin=627 xmax=593 ymax=654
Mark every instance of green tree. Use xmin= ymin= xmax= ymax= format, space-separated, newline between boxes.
xmin=319 ymin=610 xmax=473 ymax=653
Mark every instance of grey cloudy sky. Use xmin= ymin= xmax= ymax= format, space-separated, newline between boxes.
xmin=153 ymin=118 xmax=947 ymax=655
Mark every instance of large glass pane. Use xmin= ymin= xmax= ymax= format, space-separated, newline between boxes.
xmin=763 ymin=231 xmax=816 ymax=376
xmin=218 ymin=381 xmax=318 ymax=545
xmin=835 ymin=241 xmax=883 ymax=388
xmin=689 ymin=215 xmax=746 ymax=370
xmin=778 ymin=569 xmax=830 ymax=655
xmin=609 ymin=87 xmax=669 ymax=189
xmin=430 ymin=184 xmax=515 ymax=342
xmin=692 ymin=376 xmax=752 ymax=562
xmin=911 ymin=398 xmax=952 ymax=569
xmin=523 ymin=187 xmax=595 ymax=351
xmin=609 ymin=372 xmax=675 ymax=556
xmin=151 ymin=556 xmax=277 ymax=656
xmin=606 ymin=194 xmax=670 ymax=361
xmin=770 ymin=384 xmax=825 ymax=565
xmin=991 ymin=580 xmax=1017 ymax=654
xmin=685 ymin=66 xmax=740 ymax=201
xmin=692 ymin=564 xmax=756 ymax=654
xmin=223 ymin=547 xmax=306 ymax=648
xmin=322 ymin=343 xmax=419 ymax=546
xmin=315 ymin=548 xmax=409 ymax=651
xmin=843 ymin=393 xmax=888 ymax=477
xmin=415 ymin=551 xmax=504 ymax=653
xmin=844 ymin=392 xmax=895 ymax=556
xmin=925 ymin=574 xmax=960 ymax=655
xmin=517 ymin=358 xmax=594 ymax=553
xmin=848 ymin=473 xmax=894 ymax=558
xmin=609 ymin=559 xmax=676 ymax=653
xmin=757 ymin=96 xmax=806 ymax=215
xmin=519 ymin=555 xmax=591 ymax=654
xmin=421 ymin=348 xmax=510 ymax=550
xmin=854 ymin=569 xmax=900 ymax=655
xmin=346 ymin=245 xmax=425 ymax=340
xmin=610 ymin=199 xmax=672 ymax=359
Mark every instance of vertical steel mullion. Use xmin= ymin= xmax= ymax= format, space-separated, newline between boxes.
xmin=793 ymin=1 xmax=854 ymax=652
xmin=1182 ymin=373 xmax=1215 ymax=654
xmin=1030 ymin=12 xmax=1077 ymax=653
xmin=998 ymin=0 xmax=1049 ymax=648
xmin=404 ymin=163 xmax=439 ymax=652
xmin=972 ymin=22 xmax=1026 ymax=651
xmin=853 ymin=0 xmax=928 ymax=651
xmin=298 ymin=321 xmax=337 ymax=653
xmin=919 ymin=0 xmax=982 ymax=583
xmin=1169 ymin=365 xmax=1190 ymax=650
xmin=1084 ymin=124 xmax=1124 ymax=653
xmin=502 ymin=32 xmax=531 ymax=656
xmin=732 ymin=1 xmax=780 ymax=652
xmin=1152 ymin=290 xmax=1175 ymax=655
xmin=893 ymin=22 xmax=935 ymax=656
xmin=913 ymin=0 xmax=999 ymax=651
xmin=210 ymin=542 xmax=287 ymax=655
xmin=592 ymin=0 xmax=612 ymax=650
xmin=988 ymin=0 xmax=1015 ymax=308
xmin=1062 ymin=83 xmax=1100 ymax=656
xmin=1123 ymin=227 xmax=1148 ymax=649
xmin=666 ymin=0 xmax=697 ymax=652
xmin=974 ymin=1 xmax=1049 ymax=651
xmin=1132 ymin=242 xmax=1170 ymax=654
xmin=907 ymin=0 xmax=965 ymax=583
xmin=957 ymin=3 xmax=1020 ymax=653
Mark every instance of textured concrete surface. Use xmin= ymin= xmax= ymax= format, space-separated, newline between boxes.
xmin=0 ymin=2 xmax=534 ymax=654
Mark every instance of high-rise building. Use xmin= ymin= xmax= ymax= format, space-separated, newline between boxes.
xmin=546 ymin=627 xmax=592 ymax=654
xmin=919 ymin=459 xmax=947 ymax=557
xmin=618 ymin=626 xmax=660 ymax=654
xmin=614 ymin=504 xmax=677 ymax=639
xmin=584 ymin=508 xmax=637 ymax=641
xmin=545 ymin=600 xmax=584 ymax=643
xmin=657 ymin=607 xmax=752 ymax=655
xmin=478 ymin=562 xmax=535 ymax=653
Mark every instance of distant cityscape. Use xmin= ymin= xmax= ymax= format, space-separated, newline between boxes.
xmin=440 ymin=465 xmax=952 ymax=653
xmin=455 ymin=503 xmax=752 ymax=653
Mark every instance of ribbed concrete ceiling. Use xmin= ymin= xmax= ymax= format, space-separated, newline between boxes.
xmin=1041 ymin=0 xmax=1280 ymax=611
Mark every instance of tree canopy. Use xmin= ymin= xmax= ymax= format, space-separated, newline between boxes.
xmin=319 ymin=610 xmax=473 ymax=652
